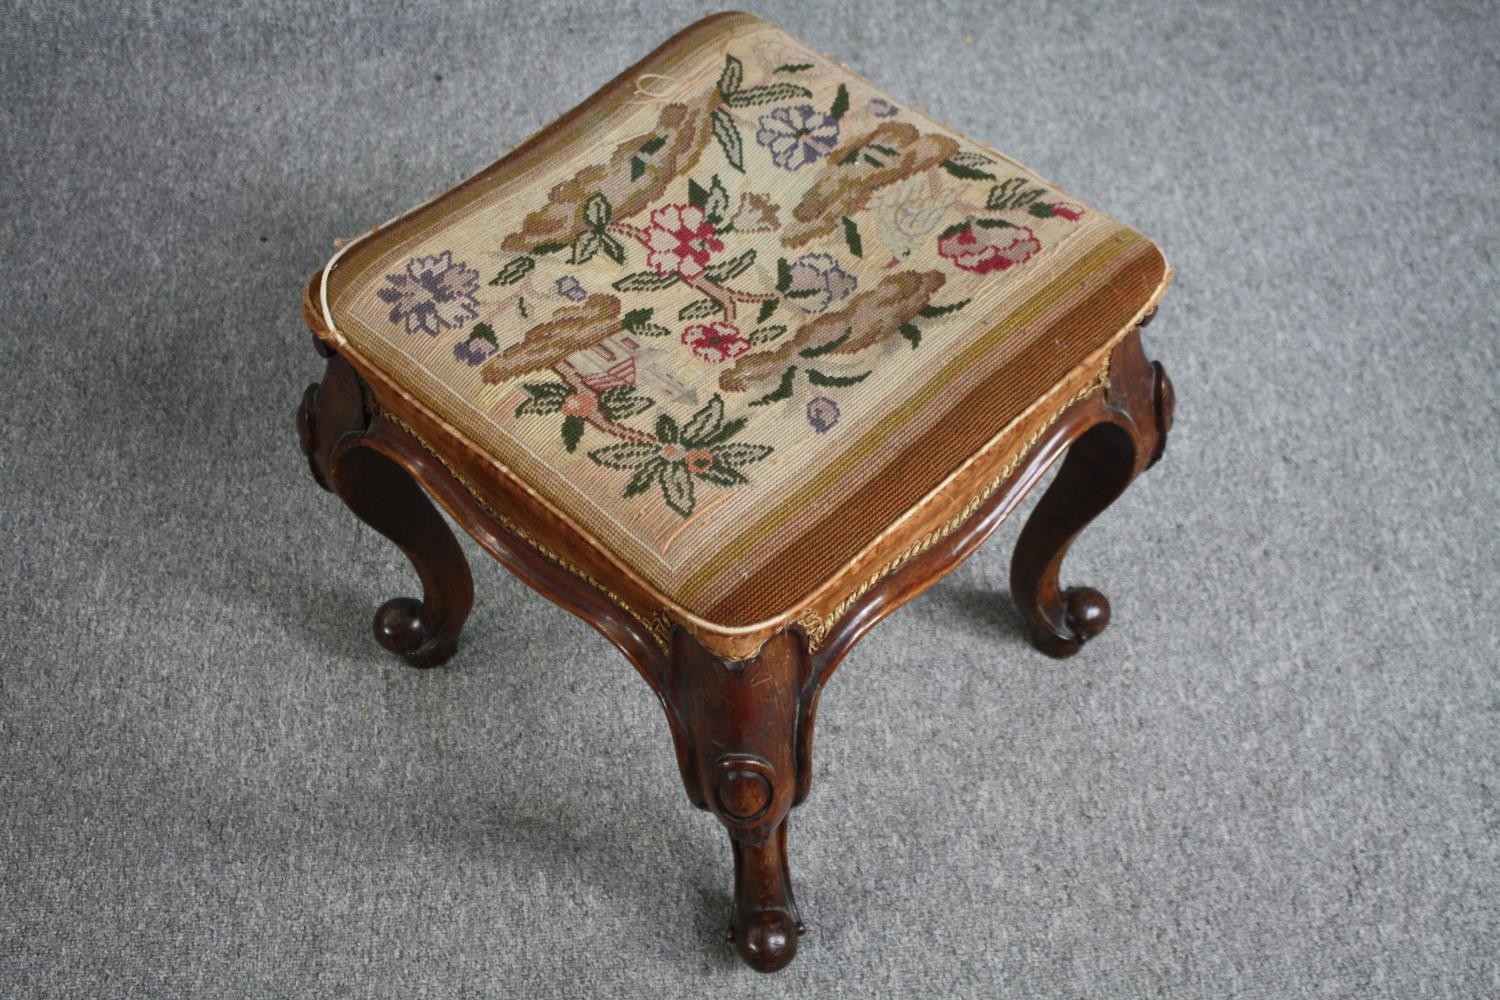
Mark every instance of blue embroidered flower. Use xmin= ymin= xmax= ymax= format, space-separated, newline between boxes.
xmin=807 ymin=396 xmax=840 ymax=433
xmin=376 ymin=250 xmax=480 ymax=336
xmin=756 ymin=105 xmax=840 ymax=170
xmin=869 ymin=97 xmax=899 ymax=118
xmin=786 ymin=253 xmax=857 ymax=314
xmin=555 ymin=275 xmax=586 ymax=302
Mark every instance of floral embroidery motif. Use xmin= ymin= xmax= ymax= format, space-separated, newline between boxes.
xmin=378 ymin=251 xmax=480 ymax=336
xmin=682 ymin=321 xmax=751 ymax=362
xmin=785 ymin=253 xmax=857 ymax=313
xmin=937 ymin=221 xmax=1042 ymax=274
xmin=756 ymin=105 xmax=841 ymax=170
xmin=588 ymin=395 xmax=772 ymax=517
xmin=643 ymin=204 xmax=724 ymax=279
xmin=806 ymin=396 xmax=840 ymax=432
xmin=380 ymin=45 xmax=1095 ymax=521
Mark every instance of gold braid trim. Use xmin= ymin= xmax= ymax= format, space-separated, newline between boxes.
xmin=796 ymin=358 xmax=1111 ymax=651
xmin=371 ymin=405 xmax=672 ymax=651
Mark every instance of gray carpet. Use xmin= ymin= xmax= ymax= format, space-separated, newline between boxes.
xmin=2 ymin=1 xmax=1497 ymax=995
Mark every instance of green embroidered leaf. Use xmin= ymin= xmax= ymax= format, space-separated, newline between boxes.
xmin=599 ymin=385 xmax=653 ymax=421
xmin=837 ymin=147 xmax=861 ymax=166
xmin=695 ymin=465 xmax=747 ymax=487
xmin=623 ymin=458 xmax=665 ymax=499
xmin=655 ymin=412 xmax=679 ymax=444
xmin=757 ymin=298 xmax=779 ymax=323
xmin=630 ymin=156 xmax=646 ymax=181
xmin=561 ymin=415 xmax=585 ymax=452
xmin=588 ymin=441 xmax=661 ymax=470
xmin=489 ymin=255 xmax=534 ymax=286
xmin=613 ymin=270 xmax=680 ymax=292
xmin=1026 ymin=200 xmax=1055 ymax=218
xmin=680 ymin=395 xmax=725 ymax=445
xmin=717 ymin=55 xmax=744 ymax=99
xmin=749 ymin=324 xmax=786 ymax=345
xmin=938 ymin=221 xmax=970 ymax=239
xmin=583 ymin=192 xmax=611 ymax=228
xmin=723 ymin=82 xmax=814 ymax=108
xmin=775 ymin=257 xmax=792 ymax=292
xmin=947 ymin=150 xmax=996 ymax=169
xmin=974 ymin=218 xmax=1015 ymax=229
xmin=807 ymin=368 xmax=871 ymax=388
xmin=899 ymin=323 xmax=922 ymax=348
xmin=750 ymin=366 xmax=798 ymax=406
xmin=470 ymin=322 xmax=498 ymax=346
xmin=704 ymin=174 xmax=731 ymax=225
xmin=531 ymin=241 xmax=568 ymax=255
xmin=621 ymin=307 xmax=654 ymax=329
xmin=703 ymin=248 xmax=756 ymax=283
xmin=571 ymin=230 xmax=601 ymax=264
xmin=785 ymin=287 xmax=821 ymax=299
xmin=828 ymin=83 xmax=849 ymax=120
xmin=986 ymin=177 xmax=1047 ymax=210
xmin=941 ymin=158 xmax=996 ymax=181
xmin=638 ymin=135 xmax=667 ymax=155
xmin=799 ymin=328 xmax=851 ymax=358
xmin=691 ymin=416 xmax=745 ymax=448
xmin=841 ymin=216 xmax=863 ymax=258
xmin=633 ymin=322 xmax=673 ymax=338
xmin=712 ymin=442 xmax=774 ymax=468
xmin=516 ymin=298 xmax=528 ymax=319
xmin=659 ymin=461 xmax=696 ymax=517
xmin=868 ymin=143 xmax=898 ymax=156
xmin=710 ymin=108 xmax=744 ymax=173
xmin=598 ymin=232 xmax=626 ymax=264
xmin=687 ymin=177 xmax=708 ymax=209
xmin=917 ymin=298 xmax=971 ymax=318
xmin=515 ymin=381 xmax=570 ymax=416
xmin=678 ymin=298 xmax=721 ymax=321
xmin=774 ymin=62 xmax=814 ymax=73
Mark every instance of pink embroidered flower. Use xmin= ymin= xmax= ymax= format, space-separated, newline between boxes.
xmin=681 ymin=321 xmax=751 ymax=363
xmin=1050 ymin=201 xmax=1086 ymax=221
xmin=645 ymin=204 xmax=724 ymax=280
xmin=937 ymin=223 xmax=1042 ymax=274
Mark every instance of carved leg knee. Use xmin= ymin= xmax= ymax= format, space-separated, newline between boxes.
xmin=665 ymin=629 xmax=810 ymax=972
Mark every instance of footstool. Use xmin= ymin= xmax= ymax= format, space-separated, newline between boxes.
xmin=296 ymin=12 xmax=1174 ymax=973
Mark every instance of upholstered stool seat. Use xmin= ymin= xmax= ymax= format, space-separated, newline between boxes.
xmin=297 ymin=12 xmax=1175 ymax=972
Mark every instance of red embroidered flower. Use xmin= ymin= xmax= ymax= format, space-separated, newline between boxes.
xmin=645 ymin=204 xmax=724 ymax=280
xmin=1050 ymin=201 xmax=1086 ymax=221
xmin=937 ymin=223 xmax=1042 ymax=274
xmin=681 ymin=321 xmax=750 ymax=363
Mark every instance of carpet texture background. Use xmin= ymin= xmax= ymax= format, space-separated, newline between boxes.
xmin=2 ymin=1 xmax=1496 ymax=996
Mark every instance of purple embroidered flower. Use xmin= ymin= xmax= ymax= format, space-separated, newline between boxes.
xmin=555 ymin=275 xmax=586 ymax=302
xmin=869 ymin=98 xmax=899 ymax=117
xmin=786 ymin=253 xmax=857 ymax=314
xmin=453 ymin=338 xmax=496 ymax=366
xmin=756 ymin=105 xmax=840 ymax=170
xmin=376 ymin=250 xmax=480 ymax=336
xmin=807 ymin=397 xmax=840 ymax=433
xmin=452 ymin=322 xmax=498 ymax=366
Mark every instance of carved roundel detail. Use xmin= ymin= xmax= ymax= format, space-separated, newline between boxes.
xmin=713 ymin=755 xmax=775 ymax=824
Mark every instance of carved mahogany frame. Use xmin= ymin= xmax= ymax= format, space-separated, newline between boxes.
xmin=296 ymin=298 xmax=1172 ymax=972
